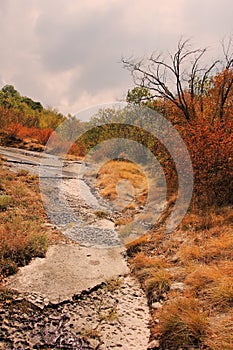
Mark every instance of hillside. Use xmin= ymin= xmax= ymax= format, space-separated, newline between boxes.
xmin=95 ymin=160 xmax=233 ymax=349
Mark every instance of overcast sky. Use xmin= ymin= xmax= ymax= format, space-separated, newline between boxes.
xmin=0 ymin=0 xmax=232 ymax=115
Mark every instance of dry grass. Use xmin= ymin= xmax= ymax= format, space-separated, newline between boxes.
xmin=134 ymin=221 xmax=233 ymax=348
xmin=129 ymin=252 xmax=171 ymax=302
xmin=95 ymin=159 xmax=148 ymax=205
xmin=206 ymin=312 xmax=233 ymax=350
xmin=154 ymin=296 xmax=209 ymax=349
xmin=126 ymin=234 xmax=151 ymax=256
xmin=0 ymin=162 xmax=65 ymax=280
xmin=94 ymin=159 xmax=233 ymax=349
xmin=185 ymin=264 xmax=233 ymax=310
xmin=177 ymin=226 xmax=233 ymax=264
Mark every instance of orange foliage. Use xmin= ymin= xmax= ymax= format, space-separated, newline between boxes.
xmin=7 ymin=123 xmax=53 ymax=145
xmin=154 ymin=72 xmax=233 ymax=208
xmin=185 ymin=118 xmax=233 ymax=206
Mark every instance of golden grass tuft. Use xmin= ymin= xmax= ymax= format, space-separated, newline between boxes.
xmin=154 ymin=296 xmax=209 ymax=349
xmin=129 ymin=252 xmax=171 ymax=301
xmin=145 ymin=269 xmax=171 ymax=301
xmin=95 ymin=159 xmax=148 ymax=205
xmin=177 ymin=226 xmax=233 ymax=264
xmin=204 ymin=277 xmax=233 ymax=310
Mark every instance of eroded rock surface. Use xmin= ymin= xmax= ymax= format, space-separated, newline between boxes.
xmin=1 ymin=276 xmax=150 ymax=349
xmin=7 ymin=244 xmax=129 ymax=304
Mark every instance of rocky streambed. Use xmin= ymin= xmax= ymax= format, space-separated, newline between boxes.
xmin=1 ymin=147 xmax=151 ymax=349
xmin=1 ymin=275 xmax=150 ymax=350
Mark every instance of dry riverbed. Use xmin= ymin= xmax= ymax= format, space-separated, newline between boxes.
xmin=0 ymin=147 xmax=151 ymax=349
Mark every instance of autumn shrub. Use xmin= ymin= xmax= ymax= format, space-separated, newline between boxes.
xmin=148 ymin=94 xmax=233 ymax=209
xmin=185 ymin=117 xmax=233 ymax=208
xmin=68 ymin=141 xmax=86 ymax=157
xmin=6 ymin=123 xmax=53 ymax=145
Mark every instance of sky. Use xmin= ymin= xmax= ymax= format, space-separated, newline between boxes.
xmin=0 ymin=0 xmax=232 ymax=116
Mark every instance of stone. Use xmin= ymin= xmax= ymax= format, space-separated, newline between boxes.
xmin=151 ymin=302 xmax=163 ymax=309
xmin=170 ymin=282 xmax=186 ymax=291
xmin=147 ymin=339 xmax=160 ymax=349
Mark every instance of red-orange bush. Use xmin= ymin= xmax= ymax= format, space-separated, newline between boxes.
xmin=6 ymin=123 xmax=53 ymax=145
xmin=185 ymin=118 xmax=233 ymax=207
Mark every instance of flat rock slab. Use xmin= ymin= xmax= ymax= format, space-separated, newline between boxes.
xmin=7 ymin=243 xmax=129 ymax=304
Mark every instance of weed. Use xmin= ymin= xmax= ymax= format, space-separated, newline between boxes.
xmin=105 ymin=278 xmax=123 ymax=292
xmin=0 ymin=195 xmax=12 ymax=211
xmin=94 ymin=210 xmax=109 ymax=219
xmin=100 ymin=306 xmax=118 ymax=322
xmin=80 ymin=326 xmax=100 ymax=339
xmin=145 ymin=269 xmax=171 ymax=302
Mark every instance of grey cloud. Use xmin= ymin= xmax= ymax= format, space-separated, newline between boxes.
xmin=34 ymin=2 xmax=145 ymax=101
xmin=1 ymin=0 xmax=233 ymax=114
xmin=34 ymin=1 xmax=176 ymax=104
xmin=182 ymin=0 xmax=233 ymax=38
xmin=35 ymin=3 xmax=125 ymax=71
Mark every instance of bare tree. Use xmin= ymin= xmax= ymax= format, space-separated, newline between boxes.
xmin=213 ymin=37 xmax=233 ymax=120
xmin=122 ymin=38 xmax=233 ymax=121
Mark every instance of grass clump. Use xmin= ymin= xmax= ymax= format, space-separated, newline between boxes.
xmin=155 ymin=297 xmax=208 ymax=349
xmin=129 ymin=252 xmax=171 ymax=303
xmin=95 ymin=159 xmax=148 ymax=205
